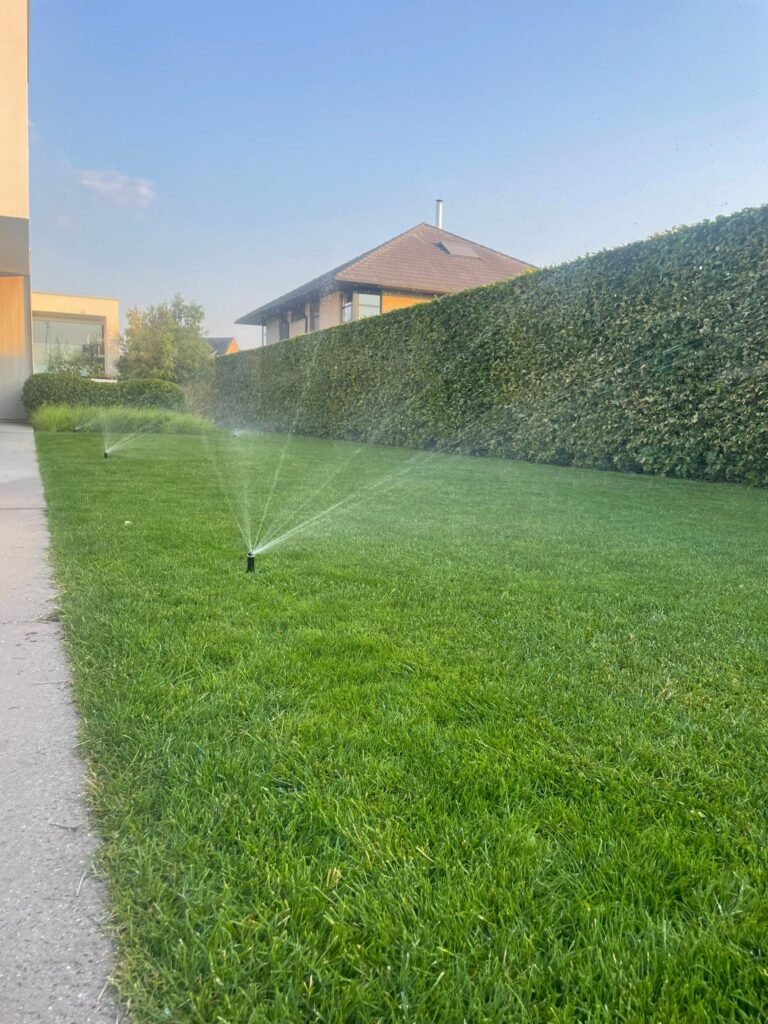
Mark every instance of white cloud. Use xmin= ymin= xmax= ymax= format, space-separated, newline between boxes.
xmin=78 ymin=169 xmax=156 ymax=209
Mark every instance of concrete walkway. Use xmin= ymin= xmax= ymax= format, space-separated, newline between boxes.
xmin=0 ymin=424 xmax=124 ymax=1023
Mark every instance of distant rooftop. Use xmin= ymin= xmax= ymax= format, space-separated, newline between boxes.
xmin=206 ymin=337 xmax=239 ymax=356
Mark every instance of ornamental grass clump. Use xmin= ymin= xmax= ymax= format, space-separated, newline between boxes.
xmin=30 ymin=404 xmax=213 ymax=435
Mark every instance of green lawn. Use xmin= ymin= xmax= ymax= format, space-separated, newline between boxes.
xmin=36 ymin=431 xmax=768 ymax=1023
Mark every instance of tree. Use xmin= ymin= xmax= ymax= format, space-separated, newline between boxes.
xmin=117 ymin=294 xmax=212 ymax=385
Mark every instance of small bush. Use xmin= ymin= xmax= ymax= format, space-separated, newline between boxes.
xmin=22 ymin=373 xmax=107 ymax=413
xmin=30 ymin=404 xmax=213 ymax=435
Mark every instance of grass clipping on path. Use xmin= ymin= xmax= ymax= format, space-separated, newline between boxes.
xmin=31 ymin=403 xmax=213 ymax=434
xmin=36 ymin=432 xmax=768 ymax=1023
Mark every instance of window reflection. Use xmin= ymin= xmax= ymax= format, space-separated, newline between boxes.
xmin=357 ymin=293 xmax=381 ymax=319
xmin=32 ymin=317 xmax=105 ymax=374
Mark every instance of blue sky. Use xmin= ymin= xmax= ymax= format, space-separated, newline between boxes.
xmin=29 ymin=0 xmax=768 ymax=347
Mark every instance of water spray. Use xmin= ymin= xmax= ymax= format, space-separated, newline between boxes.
xmin=246 ymin=550 xmax=256 ymax=573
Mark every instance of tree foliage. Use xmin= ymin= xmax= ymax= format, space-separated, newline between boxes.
xmin=117 ymin=295 xmax=211 ymax=385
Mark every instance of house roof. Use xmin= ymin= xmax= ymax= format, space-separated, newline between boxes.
xmin=206 ymin=336 xmax=238 ymax=356
xmin=236 ymin=223 xmax=534 ymax=325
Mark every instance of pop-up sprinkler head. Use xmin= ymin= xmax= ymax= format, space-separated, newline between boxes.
xmin=104 ymin=451 xmax=108 ymax=459
xmin=246 ymin=550 xmax=256 ymax=573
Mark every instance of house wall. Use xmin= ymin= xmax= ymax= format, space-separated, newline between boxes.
xmin=31 ymin=293 xmax=120 ymax=376
xmin=0 ymin=0 xmax=29 ymax=224
xmin=264 ymin=293 xmax=341 ymax=345
xmin=261 ymin=289 xmax=430 ymax=346
xmin=265 ymin=318 xmax=281 ymax=345
xmin=289 ymin=309 xmax=308 ymax=338
xmin=318 ymin=292 xmax=341 ymax=330
xmin=0 ymin=0 xmax=31 ymax=419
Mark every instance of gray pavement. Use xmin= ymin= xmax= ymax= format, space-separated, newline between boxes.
xmin=0 ymin=423 xmax=125 ymax=1023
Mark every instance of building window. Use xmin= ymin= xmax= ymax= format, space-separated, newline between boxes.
xmin=278 ymin=317 xmax=289 ymax=340
xmin=341 ymin=293 xmax=353 ymax=323
xmin=32 ymin=317 xmax=105 ymax=374
xmin=309 ymin=302 xmax=320 ymax=332
xmin=356 ymin=293 xmax=381 ymax=319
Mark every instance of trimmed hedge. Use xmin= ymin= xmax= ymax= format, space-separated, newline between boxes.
xmin=215 ymin=204 xmax=768 ymax=484
xmin=22 ymin=374 xmax=186 ymax=414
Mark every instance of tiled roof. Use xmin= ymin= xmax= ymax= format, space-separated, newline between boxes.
xmin=236 ymin=224 xmax=534 ymax=324
xmin=337 ymin=223 xmax=533 ymax=292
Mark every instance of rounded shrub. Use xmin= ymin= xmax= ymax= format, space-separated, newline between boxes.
xmin=22 ymin=373 xmax=106 ymax=413
xmin=22 ymin=373 xmax=186 ymax=415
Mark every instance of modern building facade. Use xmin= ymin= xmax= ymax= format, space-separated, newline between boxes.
xmin=0 ymin=0 xmax=32 ymax=419
xmin=1 ymin=6 xmax=122 ymax=414
xmin=237 ymin=223 xmax=534 ymax=345
xmin=31 ymin=293 xmax=120 ymax=377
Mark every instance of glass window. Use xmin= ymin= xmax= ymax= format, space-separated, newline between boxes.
xmin=309 ymin=302 xmax=320 ymax=332
xmin=32 ymin=317 xmax=104 ymax=374
xmin=341 ymin=294 xmax=353 ymax=323
xmin=356 ymin=293 xmax=381 ymax=319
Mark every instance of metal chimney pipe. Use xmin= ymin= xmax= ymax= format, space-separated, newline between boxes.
xmin=435 ymin=199 xmax=444 ymax=229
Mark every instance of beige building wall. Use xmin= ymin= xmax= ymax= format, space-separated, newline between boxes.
xmin=0 ymin=0 xmax=29 ymax=222
xmin=31 ymin=293 xmax=120 ymax=376
xmin=318 ymin=292 xmax=341 ymax=330
xmin=265 ymin=317 xmax=281 ymax=345
xmin=261 ymin=288 xmax=429 ymax=347
xmin=289 ymin=308 xmax=308 ymax=338
xmin=0 ymin=0 xmax=31 ymax=419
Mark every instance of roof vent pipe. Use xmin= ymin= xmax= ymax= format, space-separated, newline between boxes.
xmin=435 ymin=199 xmax=444 ymax=230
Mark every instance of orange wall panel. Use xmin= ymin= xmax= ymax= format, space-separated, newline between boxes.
xmin=0 ymin=274 xmax=32 ymax=418
xmin=381 ymin=293 xmax=434 ymax=314
xmin=0 ymin=276 xmax=26 ymax=356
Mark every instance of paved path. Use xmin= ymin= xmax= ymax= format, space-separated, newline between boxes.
xmin=0 ymin=423 xmax=124 ymax=1023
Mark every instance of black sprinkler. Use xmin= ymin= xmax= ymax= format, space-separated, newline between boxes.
xmin=246 ymin=550 xmax=256 ymax=573
xmin=104 ymin=451 xmax=108 ymax=459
